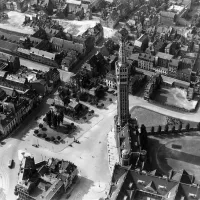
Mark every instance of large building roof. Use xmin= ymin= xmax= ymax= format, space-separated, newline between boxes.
xmin=138 ymin=53 xmax=155 ymax=62
xmin=108 ymin=164 xmax=200 ymax=200
xmin=0 ymin=40 xmax=19 ymax=52
xmin=156 ymin=52 xmax=174 ymax=60
xmin=160 ymin=11 xmax=176 ymax=18
xmin=51 ymin=37 xmax=84 ymax=54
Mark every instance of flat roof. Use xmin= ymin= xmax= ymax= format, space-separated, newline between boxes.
xmin=162 ymin=75 xmax=190 ymax=87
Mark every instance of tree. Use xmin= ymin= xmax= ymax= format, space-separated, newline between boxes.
xmin=171 ymin=126 xmax=176 ymax=133
xmin=95 ymin=86 xmax=105 ymax=99
xmin=140 ymin=124 xmax=146 ymax=133
xmin=195 ymin=17 xmax=200 ymax=27
xmin=151 ymin=126 xmax=154 ymax=135
xmin=59 ymin=111 xmax=64 ymax=124
xmin=46 ymin=112 xmax=51 ymax=126
xmin=57 ymin=114 xmax=61 ymax=126
xmin=57 ymin=136 xmax=61 ymax=140
xmin=157 ymin=125 xmax=162 ymax=134
xmin=164 ymin=124 xmax=168 ymax=133
xmin=185 ymin=123 xmax=190 ymax=131
xmin=39 ymin=123 xmax=43 ymax=129
xmin=140 ymin=124 xmax=148 ymax=150
xmin=178 ymin=123 xmax=182 ymax=132
xmin=197 ymin=122 xmax=200 ymax=131
xmin=52 ymin=114 xmax=58 ymax=128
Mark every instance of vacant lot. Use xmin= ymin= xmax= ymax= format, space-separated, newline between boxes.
xmin=154 ymin=87 xmax=198 ymax=111
xmin=0 ymin=11 xmax=34 ymax=34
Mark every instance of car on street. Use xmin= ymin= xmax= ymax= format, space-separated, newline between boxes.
xmin=8 ymin=159 xmax=14 ymax=168
xmin=32 ymin=144 xmax=39 ymax=148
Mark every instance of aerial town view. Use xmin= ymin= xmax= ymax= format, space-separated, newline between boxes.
xmin=1 ymin=0 xmax=200 ymax=199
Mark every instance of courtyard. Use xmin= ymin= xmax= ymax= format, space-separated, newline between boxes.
xmin=154 ymin=87 xmax=198 ymax=111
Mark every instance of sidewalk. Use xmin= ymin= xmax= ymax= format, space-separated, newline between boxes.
xmin=107 ymin=129 xmax=119 ymax=175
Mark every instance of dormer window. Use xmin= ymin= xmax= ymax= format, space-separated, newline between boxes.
xmin=158 ymin=185 xmax=166 ymax=190
xmin=188 ymin=193 xmax=197 ymax=199
xmin=137 ymin=180 xmax=145 ymax=185
xmin=129 ymin=182 xmax=133 ymax=189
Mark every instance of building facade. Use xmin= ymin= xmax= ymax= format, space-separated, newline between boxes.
xmin=138 ymin=53 xmax=155 ymax=71
xmin=115 ymin=31 xmax=130 ymax=128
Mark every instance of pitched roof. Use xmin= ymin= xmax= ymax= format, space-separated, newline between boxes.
xmin=171 ymin=170 xmax=194 ymax=185
xmin=0 ymin=40 xmax=19 ymax=52
xmin=169 ymin=58 xmax=180 ymax=67
xmin=51 ymin=37 xmax=84 ymax=54
xmin=160 ymin=11 xmax=176 ymax=18
xmin=30 ymin=47 xmax=55 ymax=60
xmin=157 ymin=52 xmax=173 ymax=60
xmin=144 ymin=181 xmax=157 ymax=194
xmin=6 ymin=74 xmax=27 ymax=84
xmin=138 ymin=53 xmax=155 ymax=62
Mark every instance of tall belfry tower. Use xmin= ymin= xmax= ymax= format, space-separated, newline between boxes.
xmin=115 ymin=28 xmax=129 ymax=129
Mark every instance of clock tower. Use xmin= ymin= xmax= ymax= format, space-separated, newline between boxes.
xmin=115 ymin=28 xmax=129 ymax=130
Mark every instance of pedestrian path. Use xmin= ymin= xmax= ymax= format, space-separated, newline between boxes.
xmin=107 ymin=129 xmax=119 ymax=175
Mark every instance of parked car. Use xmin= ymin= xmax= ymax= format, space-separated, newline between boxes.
xmin=8 ymin=159 xmax=14 ymax=168
xmin=32 ymin=144 xmax=39 ymax=148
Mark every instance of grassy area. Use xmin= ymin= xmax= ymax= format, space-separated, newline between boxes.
xmin=130 ymin=106 xmax=198 ymax=128
xmin=130 ymin=106 xmax=167 ymax=127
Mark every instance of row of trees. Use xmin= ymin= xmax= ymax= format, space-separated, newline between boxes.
xmin=45 ymin=110 xmax=64 ymax=128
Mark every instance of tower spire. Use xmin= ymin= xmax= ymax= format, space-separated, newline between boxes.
xmin=118 ymin=39 xmax=126 ymax=65
xmin=115 ymin=28 xmax=129 ymax=128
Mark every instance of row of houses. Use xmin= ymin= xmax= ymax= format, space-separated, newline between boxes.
xmin=133 ymin=51 xmax=197 ymax=83
xmin=0 ymin=89 xmax=36 ymax=136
